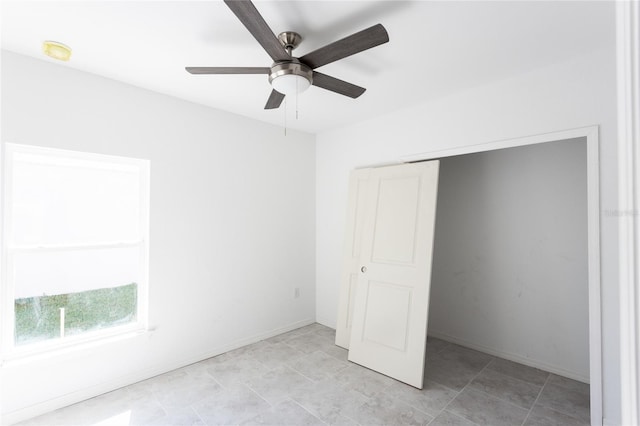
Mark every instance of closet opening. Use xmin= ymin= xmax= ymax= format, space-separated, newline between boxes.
xmin=405 ymin=127 xmax=600 ymax=425
xmin=427 ymin=136 xmax=592 ymax=423
xmin=336 ymin=127 xmax=600 ymax=424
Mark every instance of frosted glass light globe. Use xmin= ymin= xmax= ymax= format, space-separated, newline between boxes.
xmin=272 ymin=73 xmax=312 ymax=96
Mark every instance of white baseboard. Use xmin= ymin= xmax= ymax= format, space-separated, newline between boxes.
xmin=2 ymin=318 xmax=315 ymax=425
xmin=428 ymin=330 xmax=590 ymax=384
xmin=314 ymin=316 xmax=337 ymax=329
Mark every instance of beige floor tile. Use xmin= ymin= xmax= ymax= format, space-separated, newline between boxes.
xmin=447 ymin=388 xmax=529 ymax=426
xmin=469 ymin=369 xmax=542 ymax=409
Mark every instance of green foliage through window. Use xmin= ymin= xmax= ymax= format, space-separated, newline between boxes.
xmin=14 ymin=283 xmax=137 ymax=345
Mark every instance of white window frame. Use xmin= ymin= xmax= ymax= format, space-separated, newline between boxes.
xmin=0 ymin=143 xmax=150 ymax=360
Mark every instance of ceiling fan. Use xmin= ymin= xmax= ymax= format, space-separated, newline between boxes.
xmin=186 ymin=0 xmax=389 ymax=110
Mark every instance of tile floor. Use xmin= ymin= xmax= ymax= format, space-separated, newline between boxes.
xmin=18 ymin=323 xmax=590 ymax=426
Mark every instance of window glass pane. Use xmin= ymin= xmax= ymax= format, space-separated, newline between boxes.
xmin=15 ymin=283 xmax=138 ymax=345
xmin=4 ymin=145 xmax=148 ymax=350
xmin=11 ymin=152 xmax=141 ymax=246
xmin=13 ymin=247 xmax=141 ymax=298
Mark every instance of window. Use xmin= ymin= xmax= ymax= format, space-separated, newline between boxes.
xmin=1 ymin=144 xmax=149 ymax=355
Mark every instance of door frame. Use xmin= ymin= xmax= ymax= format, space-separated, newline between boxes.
xmin=616 ymin=1 xmax=640 ymax=425
xmin=398 ymin=125 xmax=602 ymax=425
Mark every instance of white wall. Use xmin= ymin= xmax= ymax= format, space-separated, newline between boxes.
xmin=428 ymin=138 xmax=589 ymax=381
xmin=0 ymin=51 xmax=316 ymax=423
xmin=315 ymin=44 xmax=619 ymax=423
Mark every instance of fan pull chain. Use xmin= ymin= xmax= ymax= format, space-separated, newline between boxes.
xmin=296 ymin=78 xmax=299 ymax=120
xmin=284 ymin=97 xmax=288 ymax=137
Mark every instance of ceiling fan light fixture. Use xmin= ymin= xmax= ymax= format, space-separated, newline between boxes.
xmin=269 ymin=62 xmax=312 ymax=96
xmin=272 ymin=74 xmax=311 ymax=96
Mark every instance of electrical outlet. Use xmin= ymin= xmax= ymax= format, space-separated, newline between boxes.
xmin=294 ymin=287 xmax=300 ymax=298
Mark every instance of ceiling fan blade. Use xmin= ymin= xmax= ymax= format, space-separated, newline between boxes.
xmin=186 ymin=67 xmax=270 ymax=74
xmin=264 ymin=90 xmax=285 ymax=109
xmin=299 ymin=24 xmax=389 ymax=69
xmin=224 ymin=0 xmax=290 ymax=62
xmin=312 ymin=72 xmax=366 ymax=98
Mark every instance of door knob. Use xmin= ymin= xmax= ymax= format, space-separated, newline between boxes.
xmin=361 ymin=266 xmax=367 ymax=273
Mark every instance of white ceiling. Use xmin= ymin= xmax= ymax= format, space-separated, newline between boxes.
xmin=1 ymin=1 xmax=611 ymax=134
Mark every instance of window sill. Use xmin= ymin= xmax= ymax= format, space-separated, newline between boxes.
xmin=1 ymin=325 xmax=155 ymax=367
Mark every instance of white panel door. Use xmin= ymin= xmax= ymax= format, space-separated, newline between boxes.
xmin=335 ymin=168 xmax=371 ymax=349
xmin=348 ymin=161 xmax=440 ymax=388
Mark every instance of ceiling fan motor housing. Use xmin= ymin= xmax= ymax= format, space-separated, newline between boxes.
xmin=267 ymin=31 xmax=312 ymax=95
xmin=269 ymin=60 xmax=313 ymax=95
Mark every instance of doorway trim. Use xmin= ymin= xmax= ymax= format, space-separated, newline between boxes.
xmin=617 ymin=1 xmax=639 ymax=425
xmin=399 ymin=125 xmax=602 ymax=425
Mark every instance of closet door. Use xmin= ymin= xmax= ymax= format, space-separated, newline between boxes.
xmin=335 ymin=168 xmax=371 ymax=349
xmin=348 ymin=161 xmax=439 ymax=388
